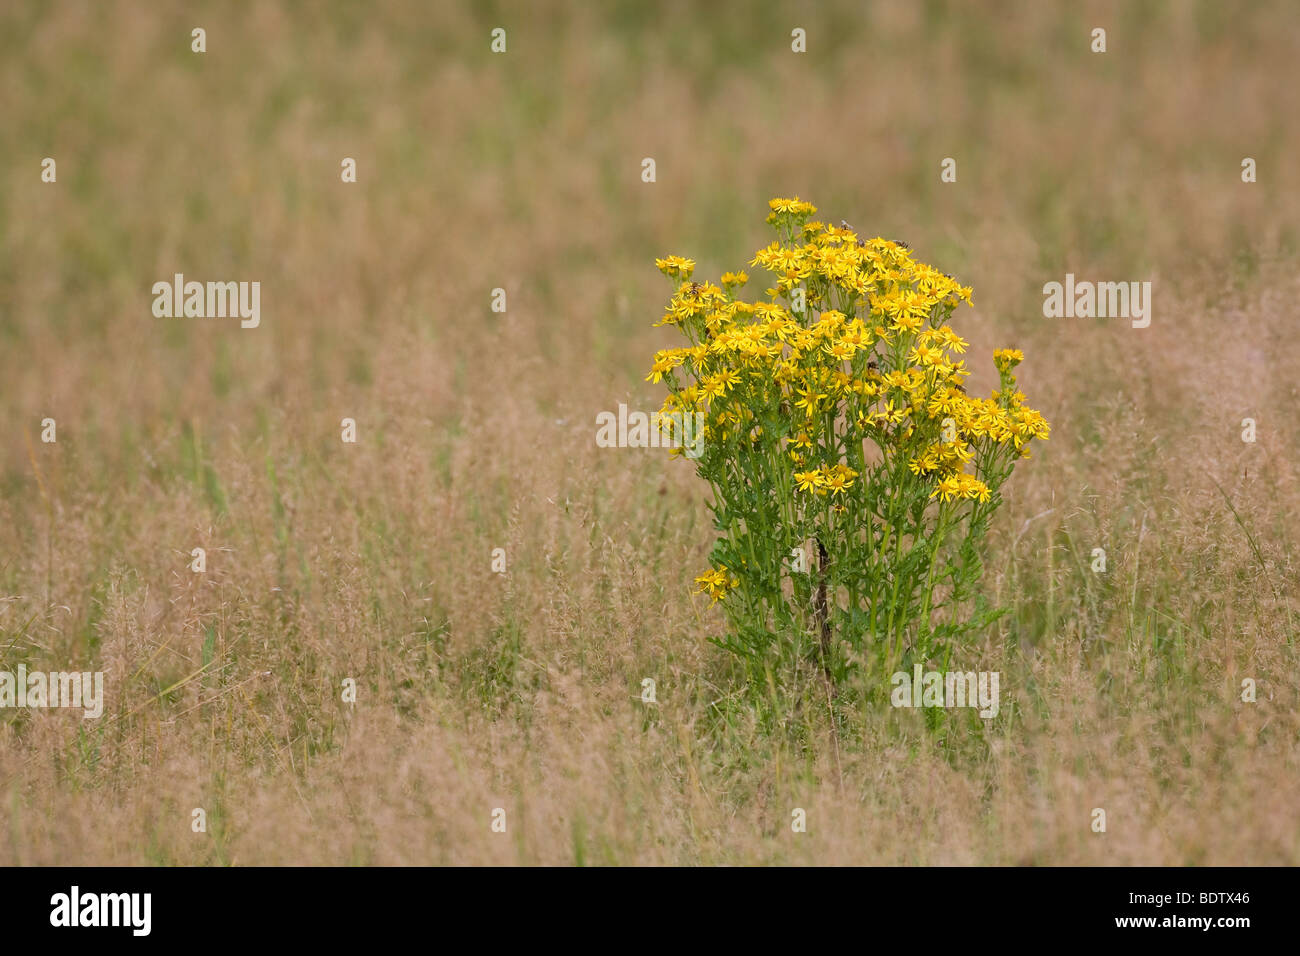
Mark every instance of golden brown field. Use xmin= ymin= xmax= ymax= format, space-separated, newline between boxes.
xmin=1 ymin=0 xmax=1298 ymax=864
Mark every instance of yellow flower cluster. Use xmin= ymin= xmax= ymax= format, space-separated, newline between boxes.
xmin=793 ymin=463 xmax=859 ymax=495
xmin=694 ymin=565 xmax=738 ymax=603
xmin=654 ymin=198 xmax=1050 ymax=597
xmin=932 ymin=471 xmax=991 ymax=504
xmin=993 ymin=348 xmax=1024 ymax=372
xmin=654 ymin=255 xmax=696 ymax=280
xmin=766 ymin=196 xmax=818 ymax=226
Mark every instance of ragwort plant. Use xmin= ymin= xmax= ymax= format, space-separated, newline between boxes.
xmin=649 ymin=198 xmax=1049 ymax=691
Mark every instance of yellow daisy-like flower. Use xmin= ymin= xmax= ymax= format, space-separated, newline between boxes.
xmin=824 ymin=340 xmax=856 ymax=362
xmin=655 ymin=255 xmax=696 ymax=280
xmin=821 ymin=463 xmax=859 ymax=495
xmin=793 ymin=469 xmax=825 ymax=493
xmin=793 ymin=386 xmax=827 ymax=415
xmin=768 ymin=197 xmax=818 ymax=217
xmin=694 ymin=566 xmax=738 ymax=603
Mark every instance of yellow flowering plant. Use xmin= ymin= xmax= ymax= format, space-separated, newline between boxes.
xmin=650 ymin=198 xmax=1049 ymax=686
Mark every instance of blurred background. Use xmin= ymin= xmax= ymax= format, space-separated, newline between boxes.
xmin=1 ymin=1 xmax=1298 ymax=864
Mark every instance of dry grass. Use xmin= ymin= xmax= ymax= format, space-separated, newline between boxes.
xmin=1 ymin=0 xmax=1298 ymax=865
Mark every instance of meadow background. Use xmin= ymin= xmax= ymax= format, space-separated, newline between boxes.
xmin=1 ymin=0 xmax=1298 ymax=864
